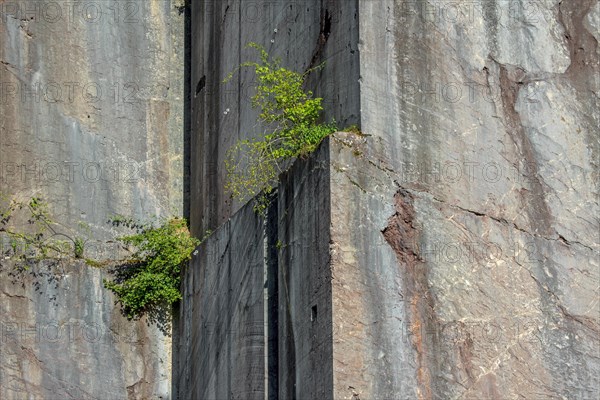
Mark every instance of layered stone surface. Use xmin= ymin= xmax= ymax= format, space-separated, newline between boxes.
xmin=188 ymin=0 xmax=360 ymax=235
xmin=175 ymin=141 xmax=333 ymax=399
xmin=1 ymin=0 xmax=185 ymax=237
xmin=1 ymin=1 xmax=184 ymax=398
xmin=181 ymin=1 xmax=599 ymax=399
xmin=350 ymin=1 xmax=599 ymax=397
xmin=1 ymin=262 xmax=171 ymax=399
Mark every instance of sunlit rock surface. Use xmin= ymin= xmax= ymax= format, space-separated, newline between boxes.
xmin=180 ymin=1 xmax=598 ymax=399
xmin=1 ymin=1 xmax=184 ymax=398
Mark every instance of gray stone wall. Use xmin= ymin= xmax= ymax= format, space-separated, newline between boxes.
xmin=174 ymin=201 xmax=266 ymax=399
xmin=175 ymin=141 xmax=334 ymax=400
xmin=345 ymin=0 xmax=599 ymax=397
xmin=182 ymin=1 xmax=598 ymax=399
xmin=277 ymin=139 xmax=333 ymax=399
xmin=188 ymin=0 xmax=360 ymax=235
xmin=1 ymin=0 xmax=185 ymax=237
xmin=1 ymin=261 xmax=172 ymax=399
xmin=1 ymin=1 xmax=184 ymax=398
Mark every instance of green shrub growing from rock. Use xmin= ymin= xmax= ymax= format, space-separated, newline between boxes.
xmin=103 ymin=217 xmax=200 ymax=327
xmin=224 ymin=42 xmax=337 ymax=214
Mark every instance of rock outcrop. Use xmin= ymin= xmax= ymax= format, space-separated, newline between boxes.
xmin=181 ymin=1 xmax=599 ymax=399
xmin=1 ymin=1 xmax=184 ymax=398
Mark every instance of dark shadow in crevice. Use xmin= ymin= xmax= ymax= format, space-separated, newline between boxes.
xmin=183 ymin=0 xmax=192 ymax=224
xmin=175 ymin=1 xmax=192 ymax=398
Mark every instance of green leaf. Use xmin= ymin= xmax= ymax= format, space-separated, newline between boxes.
xmin=224 ymin=43 xmax=338 ymax=208
xmin=103 ymin=217 xmax=202 ymax=323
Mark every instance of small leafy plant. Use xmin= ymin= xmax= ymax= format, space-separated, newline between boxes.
xmin=73 ymin=238 xmax=85 ymax=259
xmin=103 ymin=217 xmax=200 ymax=328
xmin=1 ymin=193 xmax=205 ymax=333
xmin=224 ymin=42 xmax=337 ymax=214
xmin=0 ymin=194 xmax=95 ymax=303
xmin=0 ymin=195 xmax=84 ymax=265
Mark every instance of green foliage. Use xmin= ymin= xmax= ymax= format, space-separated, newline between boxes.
xmin=1 ymin=194 xmax=209 ymax=333
xmin=73 ymin=238 xmax=85 ymax=259
xmin=0 ymin=194 xmax=96 ymax=304
xmin=224 ymin=42 xmax=337 ymax=213
xmin=343 ymin=124 xmax=363 ymax=135
xmin=0 ymin=195 xmax=83 ymax=265
xmin=103 ymin=217 xmax=200 ymax=324
xmin=84 ymin=258 xmax=103 ymax=268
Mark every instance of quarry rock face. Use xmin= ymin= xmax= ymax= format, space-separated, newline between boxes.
xmin=181 ymin=1 xmax=599 ymax=399
xmin=1 ymin=0 xmax=597 ymax=398
xmin=1 ymin=1 xmax=184 ymax=398
xmin=175 ymin=142 xmax=333 ymax=400
xmin=188 ymin=0 xmax=360 ymax=236
xmin=351 ymin=1 xmax=599 ymax=397
xmin=0 ymin=0 xmax=185 ymax=236
xmin=1 ymin=262 xmax=172 ymax=399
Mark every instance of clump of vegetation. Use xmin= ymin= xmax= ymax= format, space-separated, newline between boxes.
xmin=224 ymin=42 xmax=337 ymax=214
xmin=0 ymin=195 xmax=84 ymax=266
xmin=0 ymin=194 xmax=94 ymax=304
xmin=1 ymin=193 xmax=204 ymax=333
xmin=103 ymin=217 xmax=200 ymax=330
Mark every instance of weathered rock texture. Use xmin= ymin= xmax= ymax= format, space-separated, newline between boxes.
xmin=176 ymin=141 xmax=333 ymax=400
xmin=182 ymin=0 xmax=599 ymax=399
xmin=175 ymin=202 xmax=267 ymax=399
xmin=1 ymin=261 xmax=171 ymax=399
xmin=350 ymin=1 xmax=599 ymax=397
xmin=1 ymin=0 xmax=185 ymax=237
xmin=1 ymin=0 xmax=184 ymax=398
xmin=188 ymin=0 xmax=360 ymax=236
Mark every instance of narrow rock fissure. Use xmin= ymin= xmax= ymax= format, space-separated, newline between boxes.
xmin=265 ymin=198 xmax=280 ymax=400
xmin=307 ymin=4 xmax=332 ymax=72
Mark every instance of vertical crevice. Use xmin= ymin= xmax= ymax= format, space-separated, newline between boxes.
xmin=174 ymin=1 xmax=192 ymax=398
xmin=306 ymin=3 xmax=333 ymax=73
xmin=171 ymin=299 xmax=181 ymax=400
xmin=183 ymin=0 xmax=192 ymax=223
xmin=265 ymin=196 xmax=279 ymax=400
xmin=205 ymin=1 xmax=222 ymax=232
xmin=280 ymin=185 xmax=297 ymax=400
